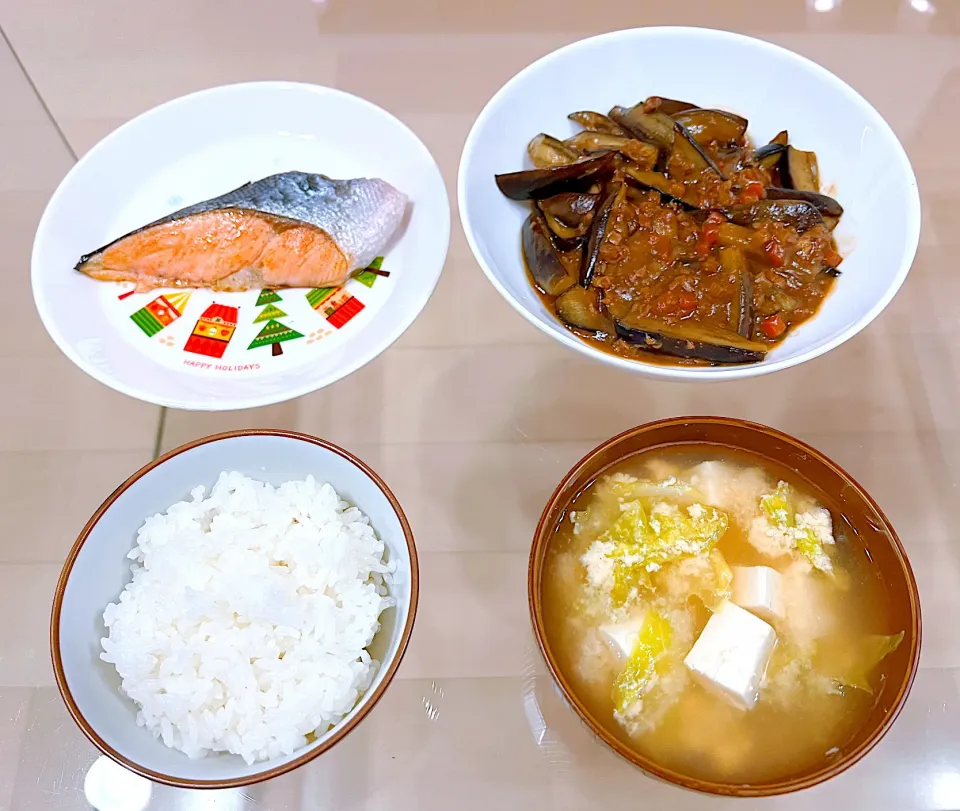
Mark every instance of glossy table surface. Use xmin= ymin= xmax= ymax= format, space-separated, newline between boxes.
xmin=2 ymin=0 xmax=959 ymax=808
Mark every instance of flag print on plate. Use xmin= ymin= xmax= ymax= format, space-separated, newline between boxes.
xmin=130 ymin=291 xmax=192 ymax=337
xmin=106 ymin=257 xmax=388 ymax=377
xmin=184 ymin=302 xmax=239 ymax=359
xmin=305 ymin=286 xmax=365 ymax=329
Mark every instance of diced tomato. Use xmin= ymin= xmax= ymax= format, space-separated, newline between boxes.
xmin=824 ymin=248 xmax=843 ymax=267
xmin=763 ymin=238 xmax=785 ymax=267
xmin=740 ymin=179 xmax=765 ymax=204
xmin=679 ymin=290 xmax=698 ymax=314
xmin=655 ymin=291 xmax=679 ymax=315
xmin=760 ymin=314 xmax=787 ymax=339
xmin=695 ymin=212 xmax=726 ymax=257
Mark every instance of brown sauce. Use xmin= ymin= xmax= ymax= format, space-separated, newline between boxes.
xmin=501 ymin=100 xmax=844 ymax=366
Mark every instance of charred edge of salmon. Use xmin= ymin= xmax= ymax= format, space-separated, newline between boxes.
xmin=74 ymin=207 xmax=315 ymax=273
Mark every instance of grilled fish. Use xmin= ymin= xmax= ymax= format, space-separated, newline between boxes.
xmin=76 ymin=171 xmax=407 ymax=292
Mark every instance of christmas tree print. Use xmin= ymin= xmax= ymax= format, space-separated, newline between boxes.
xmin=354 ymin=256 xmax=385 ymax=289
xmin=248 ymin=319 xmax=304 ymax=357
xmin=252 ymin=289 xmax=288 ymax=324
xmin=130 ymin=291 xmax=192 ymax=337
xmin=253 ymin=303 xmax=287 ymax=323
xmin=255 ymin=289 xmax=282 ymax=306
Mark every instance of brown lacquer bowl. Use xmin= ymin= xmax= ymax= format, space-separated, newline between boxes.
xmin=51 ymin=430 xmax=418 ymax=788
xmin=528 ymin=417 xmax=921 ymax=797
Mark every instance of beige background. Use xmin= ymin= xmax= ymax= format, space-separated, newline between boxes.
xmin=2 ymin=0 xmax=959 ymax=807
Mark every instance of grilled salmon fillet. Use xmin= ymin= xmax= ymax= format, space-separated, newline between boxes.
xmin=76 ymin=172 xmax=407 ymax=292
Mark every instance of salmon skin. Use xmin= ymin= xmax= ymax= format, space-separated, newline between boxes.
xmin=76 ymin=171 xmax=407 ymax=292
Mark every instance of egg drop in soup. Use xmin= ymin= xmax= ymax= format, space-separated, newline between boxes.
xmin=540 ymin=447 xmax=903 ymax=784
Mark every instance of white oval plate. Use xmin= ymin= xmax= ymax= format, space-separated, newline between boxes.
xmin=33 ymin=82 xmax=450 ymax=410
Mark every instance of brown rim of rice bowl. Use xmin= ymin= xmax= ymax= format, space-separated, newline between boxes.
xmin=528 ymin=416 xmax=921 ymax=797
xmin=50 ymin=428 xmax=420 ymax=789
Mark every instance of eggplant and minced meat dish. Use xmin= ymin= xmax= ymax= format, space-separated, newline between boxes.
xmin=495 ymin=97 xmax=844 ymax=365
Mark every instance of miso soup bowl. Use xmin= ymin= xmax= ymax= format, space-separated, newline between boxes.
xmin=459 ymin=27 xmax=920 ymax=380
xmin=51 ymin=430 xmax=419 ymax=789
xmin=528 ymin=417 xmax=921 ymax=797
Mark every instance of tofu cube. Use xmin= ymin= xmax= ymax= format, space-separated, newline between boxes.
xmin=683 ymin=601 xmax=777 ymax=710
xmin=600 ymin=613 xmax=646 ymax=659
xmin=731 ymin=566 xmax=784 ymax=624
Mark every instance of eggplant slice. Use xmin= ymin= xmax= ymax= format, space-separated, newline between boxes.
xmin=723 ymin=200 xmax=825 ymax=233
xmin=782 ymin=146 xmax=820 ymax=192
xmin=579 ymin=182 xmax=624 ymax=287
xmin=609 ymin=105 xmax=675 ymax=149
xmin=563 ymin=132 xmax=659 ymax=167
xmin=672 ymin=109 xmax=748 ymax=145
xmin=495 ymin=152 xmax=617 ymax=200
xmin=537 ymin=192 xmax=599 ymax=240
xmin=555 ymin=285 xmax=613 ymax=333
xmin=522 ymin=213 xmax=575 ymax=296
xmin=764 ymin=187 xmax=843 ymax=217
xmin=564 ymin=132 xmax=630 ymax=152
xmin=623 ymin=166 xmax=699 ymax=210
xmin=615 ymin=317 xmax=767 ymax=364
xmin=527 ymin=133 xmax=581 ymax=169
xmin=752 ymin=143 xmax=786 ymax=171
xmin=719 ymin=246 xmax=754 ymax=339
xmin=737 ymin=272 xmax=754 ymax=339
xmin=645 ymin=96 xmax=699 ymax=116
xmin=567 ymin=111 xmax=629 ymax=137
xmin=674 ymin=121 xmax=726 ymax=179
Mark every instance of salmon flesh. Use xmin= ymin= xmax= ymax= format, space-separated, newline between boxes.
xmin=76 ymin=172 xmax=407 ymax=292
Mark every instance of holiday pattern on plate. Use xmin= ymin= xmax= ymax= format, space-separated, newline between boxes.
xmin=130 ymin=291 xmax=192 ymax=336
xmin=184 ymin=302 xmax=239 ymax=359
xmin=108 ymin=257 xmax=389 ymax=375
xmin=247 ymin=289 xmax=305 ymax=357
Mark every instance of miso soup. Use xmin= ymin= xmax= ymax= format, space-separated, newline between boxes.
xmin=540 ymin=446 xmax=903 ymax=784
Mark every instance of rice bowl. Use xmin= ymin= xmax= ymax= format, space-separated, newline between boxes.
xmin=51 ymin=430 xmax=418 ymax=788
xmin=102 ymin=472 xmax=393 ymax=765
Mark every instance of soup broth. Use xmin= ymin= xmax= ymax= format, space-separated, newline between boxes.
xmin=540 ymin=446 xmax=902 ymax=785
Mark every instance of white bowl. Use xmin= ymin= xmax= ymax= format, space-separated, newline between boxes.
xmin=51 ymin=430 xmax=418 ymax=788
xmin=458 ymin=27 xmax=920 ymax=380
xmin=33 ymin=82 xmax=450 ymax=409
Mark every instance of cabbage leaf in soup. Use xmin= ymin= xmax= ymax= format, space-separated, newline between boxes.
xmin=818 ymin=631 xmax=905 ymax=695
xmin=757 ymin=481 xmax=835 ymax=574
xmin=613 ymin=610 xmax=673 ymax=720
xmin=579 ymin=474 xmax=729 ymax=607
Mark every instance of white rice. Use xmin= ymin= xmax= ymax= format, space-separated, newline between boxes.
xmin=100 ymin=471 xmax=394 ymax=764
